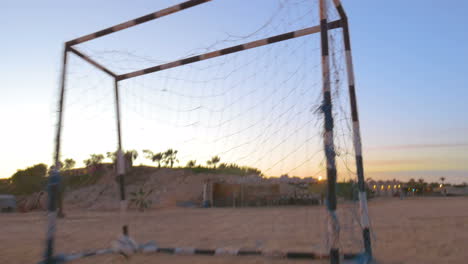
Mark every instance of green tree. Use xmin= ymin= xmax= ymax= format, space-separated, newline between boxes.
xmin=107 ymin=150 xmax=138 ymax=168
xmin=63 ymin=158 xmax=76 ymax=170
xmin=106 ymin=151 xmax=116 ymax=162
xmin=416 ymin=178 xmax=427 ymax=193
xmin=186 ymin=160 xmax=196 ymax=168
xmin=163 ymin=149 xmax=178 ymax=168
xmin=10 ymin=164 xmax=47 ymax=195
xmin=143 ymin=150 xmax=164 ymax=168
xmin=83 ymin=154 xmax=104 ymax=167
xmin=0 ymin=178 xmax=12 ymax=194
xmin=153 ymin=153 xmax=164 ymax=167
xmin=209 ymin=156 xmax=220 ymax=168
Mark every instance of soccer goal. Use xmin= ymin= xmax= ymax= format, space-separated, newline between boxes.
xmin=42 ymin=0 xmax=372 ymax=264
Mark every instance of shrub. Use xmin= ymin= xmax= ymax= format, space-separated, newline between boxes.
xmin=130 ymin=188 xmax=153 ymax=211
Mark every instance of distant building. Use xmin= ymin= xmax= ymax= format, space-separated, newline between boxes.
xmin=440 ymin=186 xmax=468 ymax=196
xmin=203 ymin=176 xmax=320 ymax=207
xmin=272 ymin=175 xmax=318 ymax=184
xmin=367 ymin=180 xmax=402 ymax=197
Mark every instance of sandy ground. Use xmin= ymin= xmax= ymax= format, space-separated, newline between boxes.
xmin=1 ymin=197 xmax=467 ymax=264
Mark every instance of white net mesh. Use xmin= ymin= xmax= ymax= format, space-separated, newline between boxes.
xmin=55 ymin=0 xmax=367 ymax=262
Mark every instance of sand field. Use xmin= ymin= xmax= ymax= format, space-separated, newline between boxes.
xmin=1 ymin=197 xmax=467 ymax=264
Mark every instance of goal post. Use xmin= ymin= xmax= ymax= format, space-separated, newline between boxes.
xmin=318 ymin=0 xmax=340 ymax=263
xmin=332 ymin=0 xmax=372 ymax=258
xmin=43 ymin=1 xmax=372 ymax=264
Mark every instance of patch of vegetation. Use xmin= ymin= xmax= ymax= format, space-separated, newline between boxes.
xmin=206 ymin=156 xmax=220 ymax=168
xmin=309 ymin=181 xmax=371 ymax=200
xmin=61 ymin=155 xmax=107 ymax=190
xmin=143 ymin=149 xmax=178 ymax=168
xmin=0 ymin=178 xmax=13 ymax=194
xmin=336 ymin=182 xmax=358 ymax=200
xmin=83 ymin=154 xmax=105 ymax=167
xmin=186 ymin=160 xmax=196 ymax=168
xmin=106 ymin=150 xmax=138 ymax=167
xmin=8 ymin=164 xmax=47 ymax=195
xmin=63 ymin=158 xmax=76 ymax=170
xmin=189 ymin=163 xmax=262 ymax=176
xmin=130 ymin=187 xmax=153 ymax=211
xmin=62 ymin=171 xmax=104 ymax=190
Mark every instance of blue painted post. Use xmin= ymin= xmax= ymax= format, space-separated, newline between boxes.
xmin=44 ymin=46 xmax=68 ymax=264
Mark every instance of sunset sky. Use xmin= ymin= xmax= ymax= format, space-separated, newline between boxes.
xmin=1 ymin=0 xmax=467 ymax=183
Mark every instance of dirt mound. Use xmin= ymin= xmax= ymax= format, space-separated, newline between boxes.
xmin=17 ymin=191 xmax=47 ymax=212
xmin=63 ymin=167 xmax=263 ymax=210
xmin=18 ymin=167 xmax=315 ymax=212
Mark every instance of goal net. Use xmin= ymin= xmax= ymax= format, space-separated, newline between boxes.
xmin=45 ymin=0 xmax=372 ymax=263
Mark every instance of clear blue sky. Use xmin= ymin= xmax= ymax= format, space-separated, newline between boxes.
xmin=1 ymin=0 xmax=467 ymax=183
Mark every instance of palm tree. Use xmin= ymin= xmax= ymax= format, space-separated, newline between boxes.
xmin=440 ymin=177 xmax=445 ymax=186
xmin=143 ymin=150 xmax=163 ymax=168
xmin=126 ymin=150 xmax=138 ymax=160
xmin=417 ymin=178 xmax=427 ymax=193
xmin=186 ymin=160 xmax=196 ymax=168
xmin=153 ymin=153 xmax=163 ymax=168
xmin=163 ymin=149 xmax=178 ymax=168
xmin=209 ymin=156 xmax=221 ymax=168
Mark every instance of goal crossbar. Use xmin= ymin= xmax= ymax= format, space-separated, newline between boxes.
xmin=117 ymin=20 xmax=341 ymax=81
xmin=67 ymin=20 xmax=342 ymax=81
xmin=66 ymin=0 xmax=212 ymax=46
